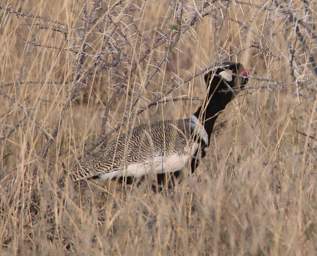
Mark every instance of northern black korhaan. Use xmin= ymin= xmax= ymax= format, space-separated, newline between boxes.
xmin=70 ymin=62 xmax=249 ymax=186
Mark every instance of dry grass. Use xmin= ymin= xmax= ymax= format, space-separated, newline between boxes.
xmin=0 ymin=0 xmax=317 ymax=255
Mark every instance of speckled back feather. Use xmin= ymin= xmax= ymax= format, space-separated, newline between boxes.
xmin=71 ymin=117 xmax=206 ymax=181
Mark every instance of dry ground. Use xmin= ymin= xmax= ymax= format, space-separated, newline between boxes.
xmin=0 ymin=0 xmax=316 ymax=255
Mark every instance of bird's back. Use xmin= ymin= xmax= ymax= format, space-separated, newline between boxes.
xmin=71 ymin=118 xmax=198 ymax=181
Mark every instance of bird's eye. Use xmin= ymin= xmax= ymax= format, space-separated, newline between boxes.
xmin=219 ymin=69 xmax=233 ymax=82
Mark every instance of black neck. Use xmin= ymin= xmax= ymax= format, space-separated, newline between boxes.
xmin=193 ymin=78 xmax=233 ymax=143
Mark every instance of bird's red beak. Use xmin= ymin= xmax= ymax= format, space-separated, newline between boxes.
xmin=240 ymin=69 xmax=250 ymax=78
xmin=239 ymin=69 xmax=249 ymax=86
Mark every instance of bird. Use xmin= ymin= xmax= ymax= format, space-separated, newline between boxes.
xmin=70 ymin=61 xmax=249 ymax=184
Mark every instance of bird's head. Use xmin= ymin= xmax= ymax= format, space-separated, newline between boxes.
xmin=204 ymin=62 xmax=249 ymax=95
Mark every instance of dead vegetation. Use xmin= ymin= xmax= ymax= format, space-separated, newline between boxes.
xmin=0 ymin=0 xmax=316 ymax=255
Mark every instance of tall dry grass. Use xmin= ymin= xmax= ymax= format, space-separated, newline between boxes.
xmin=0 ymin=0 xmax=316 ymax=255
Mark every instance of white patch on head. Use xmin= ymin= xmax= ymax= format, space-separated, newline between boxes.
xmin=219 ymin=69 xmax=233 ymax=82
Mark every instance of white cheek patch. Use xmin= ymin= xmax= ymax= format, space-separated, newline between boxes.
xmin=219 ymin=70 xmax=233 ymax=82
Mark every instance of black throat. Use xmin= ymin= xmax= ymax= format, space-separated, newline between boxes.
xmin=193 ymin=77 xmax=234 ymax=143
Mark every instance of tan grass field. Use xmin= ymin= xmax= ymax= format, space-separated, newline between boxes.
xmin=0 ymin=0 xmax=316 ymax=255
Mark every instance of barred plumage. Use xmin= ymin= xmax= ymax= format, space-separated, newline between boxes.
xmin=71 ymin=115 xmax=208 ymax=181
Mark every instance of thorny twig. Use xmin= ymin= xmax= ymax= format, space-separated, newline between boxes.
xmin=0 ymin=5 xmax=66 ymax=27
xmin=296 ymin=130 xmax=317 ymax=142
xmin=0 ymin=4 xmax=67 ymax=36
xmin=136 ymin=96 xmax=202 ymax=115
xmin=273 ymin=1 xmax=317 ymax=77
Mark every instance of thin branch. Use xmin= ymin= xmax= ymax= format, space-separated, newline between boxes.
xmin=137 ymin=96 xmax=202 ymax=115
xmin=296 ymin=130 xmax=317 ymax=141
xmin=0 ymin=4 xmax=67 ymax=28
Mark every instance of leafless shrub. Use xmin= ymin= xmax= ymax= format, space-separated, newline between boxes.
xmin=0 ymin=0 xmax=316 ymax=255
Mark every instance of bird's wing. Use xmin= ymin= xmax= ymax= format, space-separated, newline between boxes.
xmin=70 ymin=119 xmax=196 ymax=181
